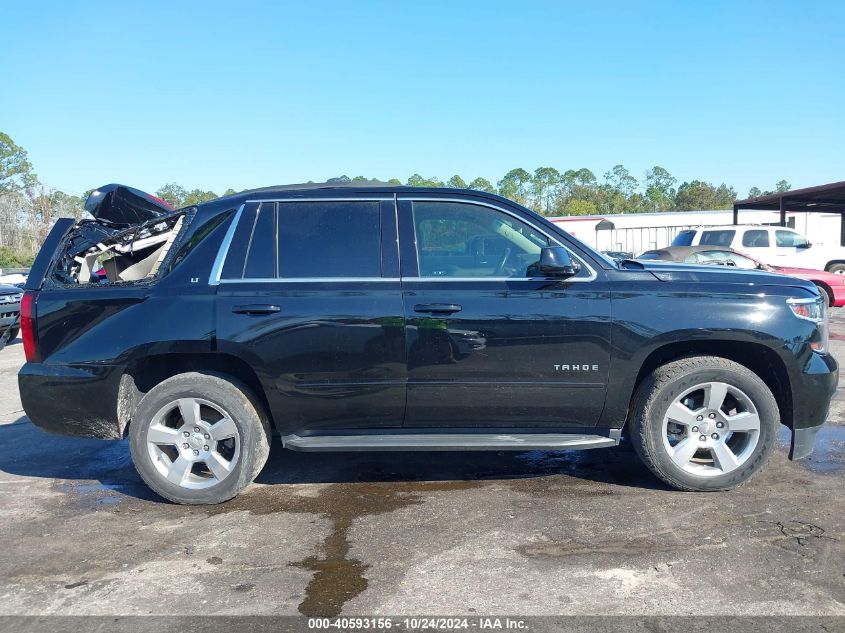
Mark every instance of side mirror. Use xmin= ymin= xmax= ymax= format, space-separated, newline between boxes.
xmin=537 ymin=246 xmax=580 ymax=277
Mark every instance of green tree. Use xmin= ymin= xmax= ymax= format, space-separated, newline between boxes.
xmin=155 ymin=183 xmax=188 ymax=208
xmin=564 ymin=199 xmax=598 ymax=216
xmin=387 ymin=178 xmax=402 ymax=185
xmin=747 ymin=186 xmax=762 ymax=198
xmin=775 ymin=179 xmax=791 ymax=193
xmin=497 ymin=168 xmax=532 ymax=206
xmin=223 ymin=188 xmax=238 ymax=197
xmin=644 ymin=166 xmax=677 ymax=211
xmin=50 ymin=190 xmax=86 ymax=220
xmin=531 ymin=167 xmax=561 ymax=215
xmin=604 ymin=164 xmax=638 ymax=199
xmin=407 ymin=174 xmax=444 ymax=187
xmin=468 ymin=177 xmax=496 ymax=193
xmin=0 ymin=132 xmax=37 ymax=193
xmin=675 ymin=181 xmax=737 ymax=210
xmin=182 ymin=189 xmax=219 ymax=206
xmin=446 ymin=175 xmax=467 ymax=189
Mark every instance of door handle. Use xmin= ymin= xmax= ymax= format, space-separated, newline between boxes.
xmin=413 ymin=303 xmax=462 ymax=315
xmin=232 ymin=304 xmax=281 ymax=315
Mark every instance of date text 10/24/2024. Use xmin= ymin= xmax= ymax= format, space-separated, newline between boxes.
xmin=307 ymin=617 xmax=529 ymax=630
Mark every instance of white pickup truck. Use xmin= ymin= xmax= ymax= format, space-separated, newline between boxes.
xmin=671 ymin=225 xmax=845 ymax=273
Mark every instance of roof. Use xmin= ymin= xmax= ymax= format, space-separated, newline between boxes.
xmin=734 ymin=180 xmax=845 ymax=213
xmin=239 ymin=180 xmax=402 ymax=195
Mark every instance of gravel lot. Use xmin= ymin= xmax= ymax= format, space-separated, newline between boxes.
xmin=1 ymin=314 xmax=844 ymax=617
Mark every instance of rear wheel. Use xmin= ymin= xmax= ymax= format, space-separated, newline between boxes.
xmin=629 ymin=356 xmax=778 ymax=491
xmin=129 ymin=372 xmax=271 ymax=504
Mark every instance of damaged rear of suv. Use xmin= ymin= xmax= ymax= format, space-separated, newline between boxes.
xmin=51 ymin=184 xmax=185 ymax=286
xmin=18 ymin=183 xmax=233 ymax=442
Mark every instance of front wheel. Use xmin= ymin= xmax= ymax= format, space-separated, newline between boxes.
xmin=129 ymin=372 xmax=271 ymax=504
xmin=629 ymin=356 xmax=778 ymax=491
xmin=826 ymin=263 xmax=845 ymax=275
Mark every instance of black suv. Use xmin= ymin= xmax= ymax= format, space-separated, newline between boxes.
xmin=18 ymin=183 xmax=838 ymax=503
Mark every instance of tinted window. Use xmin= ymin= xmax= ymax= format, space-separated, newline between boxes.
xmin=741 ymin=229 xmax=769 ymax=248
xmin=699 ymin=230 xmax=735 ymax=246
xmin=412 ymin=201 xmax=551 ymax=278
xmin=671 ymin=230 xmax=696 ymax=246
xmin=278 ymin=201 xmax=381 ymax=278
xmin=776 ymin=230 xmax=810 ymax=248
xmin=243 ymin=202 xmax=276 ymax=278
xmin=636 ymin=251 xmax=663 ymax=260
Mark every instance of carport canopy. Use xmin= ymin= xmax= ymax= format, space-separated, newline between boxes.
xmin=733 ymin=180 xmax=845 ymax=245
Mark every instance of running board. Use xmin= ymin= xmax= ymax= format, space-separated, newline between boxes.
xmin=282 ymin=432 xmax=619 ymax=452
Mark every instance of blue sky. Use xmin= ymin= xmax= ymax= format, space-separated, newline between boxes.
xmin=3 ymin=0 xmax=843 ymax=198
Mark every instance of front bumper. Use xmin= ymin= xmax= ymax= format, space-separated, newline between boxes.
xmin=0 ymin=307 xmax=19 ymax=330
xmin=18 ymin=361 xmax=126 ymax=439
xmin=788 ymin=351 xmax=838 ymax=460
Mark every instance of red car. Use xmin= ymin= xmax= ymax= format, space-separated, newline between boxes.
xmin=637 ymin=245 xmax=845 ymax=307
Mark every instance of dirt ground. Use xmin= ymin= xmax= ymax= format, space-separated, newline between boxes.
xmin=0 ymin=313 xmax=844 ymax=617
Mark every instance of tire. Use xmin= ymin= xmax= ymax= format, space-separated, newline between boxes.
xmin=815 ymin=284 xmax=832 ymax=308
xmin=129 ymin=372 xmax=271 ymax=504
xmin=826 ymin=263 xmax=845 ymax=275
xmin=629 ymin=356 xmax=778 ymax=492
xmin=6 ymin=327 xmax=18 ymax=340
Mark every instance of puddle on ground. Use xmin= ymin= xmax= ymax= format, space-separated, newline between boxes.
xmin=208 ymin=479 xmax=480 ymax=617
xmin=779 ymin=425 xmax=845 ymax=473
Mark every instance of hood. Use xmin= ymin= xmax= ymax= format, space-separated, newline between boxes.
xmin=84 ymin=184 xmax=174 ymax=227
xmin=0 ymin=284 xmax=22 ymax=295
xmin=630 ymin=260 xmax=818 ymax=293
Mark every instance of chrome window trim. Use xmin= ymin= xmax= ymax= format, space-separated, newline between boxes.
xmin=398 ymin=196 xmax=597 ymax=282
xmin=245 ymin=197 xmax=392 ymax=203
xmin=209 ymin=196 xmax=597 ymax=285
xmin=208 ymin=203 xmax=245 ymax=286
xmin=216 ymin=276 xmax=580 ymax=284
xmin=219 ymin=277 xmax=400 ymax=284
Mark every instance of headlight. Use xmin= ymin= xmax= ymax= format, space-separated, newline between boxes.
xmin=787 ymin=296 xmax=828 ymax=353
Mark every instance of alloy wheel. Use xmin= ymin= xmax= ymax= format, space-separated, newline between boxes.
xmin=661 ymin=381 xmax=761 ymax=477
xmin=145 ymin=397 xmax=240 ymax=489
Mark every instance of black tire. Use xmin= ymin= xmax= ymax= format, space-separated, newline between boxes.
xmin=6 ymin=327 xmax=18 ymax=340
xmin=815 ymin=284 xmax=832 ymax=308
xmin=826 ymin=263 xmax=845 ymax=275
xmin=129 ymin=372 xmax=271 ymax=504
xmin=629 ymin=356 xmax=778 ymax=492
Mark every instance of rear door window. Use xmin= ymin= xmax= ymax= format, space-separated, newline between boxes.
xmin=243 ymin=202 xmax=276 ymax=278
xmin=699 ymin=230 xmax=735 ymax=246
xmin=741 ymin=230 xmax=769 ymax=248
xmin=277 ymin=201 xmax=381 ymax=278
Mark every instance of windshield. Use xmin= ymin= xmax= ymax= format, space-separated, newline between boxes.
xmin=671 ymin=230 xmax=696 ymax=246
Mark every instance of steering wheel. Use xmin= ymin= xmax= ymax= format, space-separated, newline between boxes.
xmin=494 ymin=248 xmax=513 ymax=276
